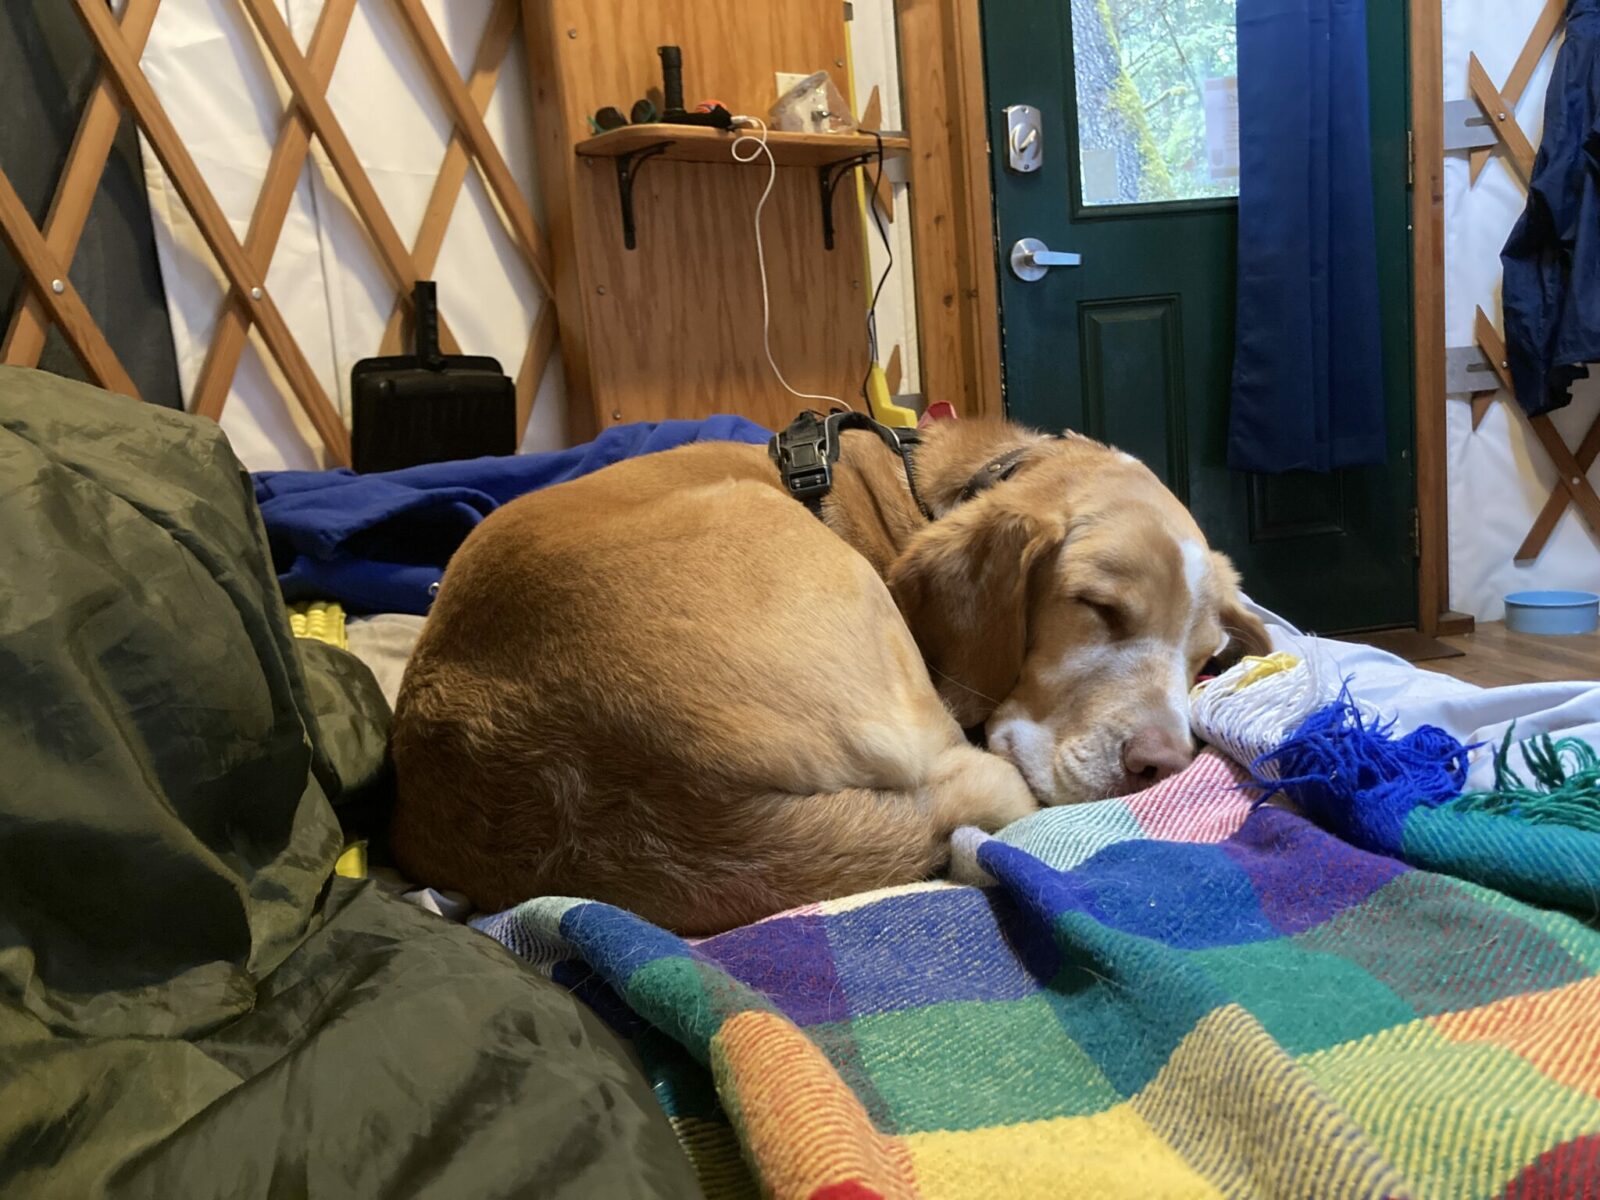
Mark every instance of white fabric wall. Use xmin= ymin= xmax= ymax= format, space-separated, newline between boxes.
xmin=139 ymin=0 xmax=562 ymax=469
xmin=1444 ymin=0 xmax=1600 ymax=620
xmin=848 ymin=1 xmax=921 ymax=395
xmin=136 ymin=0 xmax=919 ymax=470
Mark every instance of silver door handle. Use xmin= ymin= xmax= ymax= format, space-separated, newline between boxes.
xmin=1010 ymin=237 xmax=1082 ymax=281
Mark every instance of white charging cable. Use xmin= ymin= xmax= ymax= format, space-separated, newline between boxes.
xmin=730 ymin=116 xmax=849 ymax=411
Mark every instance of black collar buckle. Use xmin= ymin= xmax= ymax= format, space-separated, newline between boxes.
xmin=769 ymin=411 xmax=836 ymax=511
xmin=768 ymin=410 xmax=930 ymax=520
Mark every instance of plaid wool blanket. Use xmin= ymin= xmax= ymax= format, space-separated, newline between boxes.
xmin=480 ymin=751 xmax=1600 ymax=1198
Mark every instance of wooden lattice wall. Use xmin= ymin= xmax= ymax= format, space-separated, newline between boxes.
xmin=0 ymin=0 xmax=558 ymax=468
xmin=1452 ymin=0 xmax=1600 ymax=563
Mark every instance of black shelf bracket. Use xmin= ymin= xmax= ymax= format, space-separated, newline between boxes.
xmin=614 ymin=142 xmax=670 ymax=250
xmin=818 ymin=153 xmax=877 ymax=251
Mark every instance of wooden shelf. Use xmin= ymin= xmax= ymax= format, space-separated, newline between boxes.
xmin=577 ymin=125 xmax=910 ymax=251
xmin=575 ymin=125 xmax=910 ymax=168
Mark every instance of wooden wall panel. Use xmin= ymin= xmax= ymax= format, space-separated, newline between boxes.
xmin=526 ymin=0 xmax=873 ymax=435
xmin=576 ymin=159 xmax=869 ymax=428
xmin=539 ymin=1 xmax=851 ymax=121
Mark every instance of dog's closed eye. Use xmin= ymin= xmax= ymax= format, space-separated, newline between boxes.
xmin=1076 ymin=594 xmax=1128 ymax=636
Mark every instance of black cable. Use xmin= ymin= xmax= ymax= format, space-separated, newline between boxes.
xmin=860 ymin=129 xmax=894 ymax=406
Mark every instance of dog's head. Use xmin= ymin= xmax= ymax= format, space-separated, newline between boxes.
xmin=888 ymin=434 xmax=1269 ymax=804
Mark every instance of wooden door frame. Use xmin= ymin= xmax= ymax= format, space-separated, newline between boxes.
xmin=1410 ymin=0 xmax=1471 ymax=637
xmin=1410 ymin=0 xmax=1445 ymax=636
xmin=894 ymin=0 xmax=1002 ymax=417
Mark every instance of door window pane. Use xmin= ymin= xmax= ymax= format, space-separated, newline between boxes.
xmin=1071 ymin=0 xmax=1239 ymax=207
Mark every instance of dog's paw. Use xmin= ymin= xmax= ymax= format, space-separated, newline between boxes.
xmin=947 ymin=826 xmax=998 ymax=886
xmin=930 ymin=744 xmax=1040 ymax=832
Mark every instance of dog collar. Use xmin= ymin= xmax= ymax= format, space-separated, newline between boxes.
xmin=769 ymin=412 xmax=1062 ymax=523
xmin=957 ymin=446 xmax=1033 ymax=504
xmin=769 ymin=411 xmax=934 ymax=521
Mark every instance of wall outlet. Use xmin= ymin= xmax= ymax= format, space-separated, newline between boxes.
xmin=775 ymin=72 xmax=811 ymax=100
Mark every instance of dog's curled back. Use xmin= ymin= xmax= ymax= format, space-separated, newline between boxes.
xmin=391 ymin=422 xmax=1267 ymax=933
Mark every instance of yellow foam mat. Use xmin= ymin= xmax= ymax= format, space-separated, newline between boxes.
xmin=288 ymin=600 xmax=347 ymax=649
xmin=335 ymin=841 xmax=367 ymax=879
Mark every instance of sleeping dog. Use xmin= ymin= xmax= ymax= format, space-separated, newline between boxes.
xmin=389 ymin=417 xmax=1270 ymax=932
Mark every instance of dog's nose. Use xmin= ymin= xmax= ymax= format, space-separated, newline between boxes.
xmin=1121 ymin=728 xmax=1192 ymax=789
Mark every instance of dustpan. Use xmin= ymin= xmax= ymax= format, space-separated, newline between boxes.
xmin=351 ymin=281 xmax=515 ymax=473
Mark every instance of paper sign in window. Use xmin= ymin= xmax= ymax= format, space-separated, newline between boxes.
xmin=1204 ymin=76 xmax=1240 ymax=182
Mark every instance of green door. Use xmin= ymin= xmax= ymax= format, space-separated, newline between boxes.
xmin=982 ymin=0 xmax=1416 ymax=633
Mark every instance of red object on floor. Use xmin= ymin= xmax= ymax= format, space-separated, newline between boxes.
xmin=919 ymin=401 xmax=958 ymax=428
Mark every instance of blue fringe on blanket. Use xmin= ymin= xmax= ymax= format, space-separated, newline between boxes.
xmin=1248 ymin=696 xmax=1600 ymax=911
xmin=1249 ymin=690 xmax=1472 ymax=855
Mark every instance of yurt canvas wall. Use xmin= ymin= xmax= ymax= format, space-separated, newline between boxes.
xmin=1444 ymin=0 xmax=1600 ymax=620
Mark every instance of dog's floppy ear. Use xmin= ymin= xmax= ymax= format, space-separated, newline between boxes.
xmin=888 ymin=504 xmax=1064 ymax=728
xmin=1209 ymin=551 xmax=1273 ymax=671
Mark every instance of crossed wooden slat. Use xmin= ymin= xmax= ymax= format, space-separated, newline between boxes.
xmin=1466 ymin=55 xmax=1537 ymax=184
xmin=1472 ymin=307 xmax=1600 ymax=560
xmin=390 ymin=0 xmax=551 ymax=294
xmin=0 ymin=0 xmax=160 ymax=397
xmin=1458 ymin=4 xmax=1600 ymax=562
xmin=1466 ymin=283 xmax=1510 ymax=431
xmin=1468 ymin=0 xmax=1563 ymax=184
xmin=0 ymin=0 xmax=555 ymax=467
xmin=1461 ymin=0 xmax=1559 ymax=434
xmin=1462 ymin=0 xmax=1561 ymax=435
xmin=378 ymin=0 xmax=522 ymax=360
xmin=193 ymin=0 xmax=364 ymax=426
xmin=372 ymin=0 xmax=558 ymax=433
xmin=1521 ymin=397 xmax=1600 ymax=561
xmin=73 ymin=0 xmax=352 ymax=461
xmin=0 ymin=168 xmax=140 ymax=400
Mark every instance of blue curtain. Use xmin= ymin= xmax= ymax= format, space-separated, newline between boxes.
xmin=1228 ymin=0 xmax=1386 ymax=473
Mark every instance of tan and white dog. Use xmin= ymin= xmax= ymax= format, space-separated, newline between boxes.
xmin=390 ymin=418 xmax=1269 ymax=932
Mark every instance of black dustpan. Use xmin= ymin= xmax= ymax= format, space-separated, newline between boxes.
xmin=351 ymin=281 xmax=516 ymax=473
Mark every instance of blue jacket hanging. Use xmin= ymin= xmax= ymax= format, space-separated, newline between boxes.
xmin=1229 ymin=0 xmax=1387 ymax=473
xmin=1502 ymin=0 xmax=1600 ymax=417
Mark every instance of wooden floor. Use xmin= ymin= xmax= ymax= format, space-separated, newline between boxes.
xmin=1418 ymin=621 xmax=1600 ymax=688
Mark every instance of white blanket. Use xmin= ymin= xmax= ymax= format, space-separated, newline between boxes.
xmin=1255 ymin=602 xmax=1600 ymax=787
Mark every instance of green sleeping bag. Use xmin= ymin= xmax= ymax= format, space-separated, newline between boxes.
xmin=0 ymin=367 xmax=695 ymax=1198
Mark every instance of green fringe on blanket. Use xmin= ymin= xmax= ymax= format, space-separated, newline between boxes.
xmin=1448 ymin=727 xmax=1600 ymax=832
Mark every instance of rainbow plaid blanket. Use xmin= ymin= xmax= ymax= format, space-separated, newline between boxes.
xmin=480 ymin=751 xmax=1600 ymax=1198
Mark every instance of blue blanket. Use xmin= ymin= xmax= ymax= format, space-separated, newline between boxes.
xmin=254 ymin=416 xmax=771 ymax=614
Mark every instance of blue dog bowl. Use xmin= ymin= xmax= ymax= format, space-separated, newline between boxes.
xmin=1504 ymin=590 xmax=1600 ymax=635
